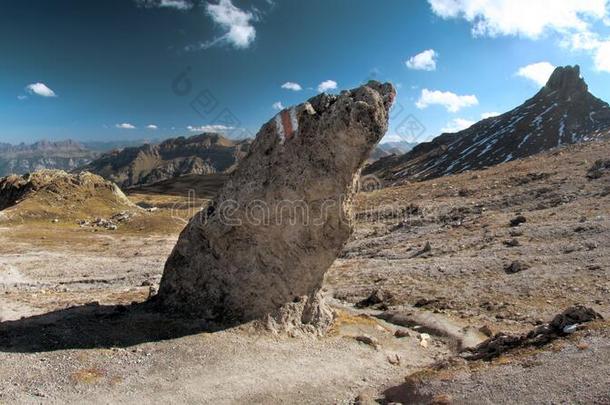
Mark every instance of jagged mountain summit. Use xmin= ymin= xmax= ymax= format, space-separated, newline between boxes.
xmin=366 ymin=65 xmax=610 ymax=182
xmin=0 ymin=139 xmax=97 ymax=177
xmin=82 ymin=133 xmax=251 ymax=188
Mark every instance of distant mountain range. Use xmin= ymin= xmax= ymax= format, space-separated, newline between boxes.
xmin=366 ymin=65 xmax=610 ymax=183
xmin=81 ymin=133 xmax=252 ymax=188
xmin=378 ymin=141 xmax=418 ymax=154
xmin=0 ymin=140 xmax=97 ymax=177
xmin=368 ymin=141 xmax=417 ymax=163
xmin=81 ymin=139 xmax=162 ymax=153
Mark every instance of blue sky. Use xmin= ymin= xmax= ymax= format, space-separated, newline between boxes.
xmin=2 ymin=0 xmax=610 ymax=144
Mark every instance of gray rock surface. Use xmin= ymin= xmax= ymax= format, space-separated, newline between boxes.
xmin=156 ymin=81 xmax=395 ymax=329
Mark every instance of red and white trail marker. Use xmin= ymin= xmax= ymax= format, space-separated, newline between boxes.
xmin=275 ymin=107 xmax=299 ymax=144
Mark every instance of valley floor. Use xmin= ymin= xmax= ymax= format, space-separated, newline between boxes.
xmin=0 ymin=140 xmax=609 ymax=404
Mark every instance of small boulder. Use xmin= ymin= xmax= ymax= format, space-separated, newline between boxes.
xmin=411 ymin=241 xmax=433 ymax=258
xmin=550 ymin=305 xmax=603 ymax=332
xmin=586 ymin=159 xmax=610 ymax=179
xmin=419 ymin=333 xmax=431 ymax=348
xmin=509 ymin=215 xmax=527 ymax=227
xmin=356 ymin=289 xmax=394 ymax=309
xmin=479 ymin=325 xmax=494 ymax=337
xmin=504 ymin=261 xmax=529 ymax=274
xmin=355 ymin=334 xmax=380 ymax=350
xmin=509 ymin=228 xmax=524 ymax=237
xmin=394 ymin=329 xmax=411 ymax=338
xmin=503 ymin=238 xmax=520 ymax=247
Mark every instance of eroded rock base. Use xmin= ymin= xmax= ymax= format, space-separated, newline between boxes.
xmin=263 ymin=292 xmax=335 ymax=337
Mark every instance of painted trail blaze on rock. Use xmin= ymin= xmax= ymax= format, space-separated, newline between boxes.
xmin=156 ymin=81 xmax=395 ymax=330
xmin=275 ymin=107 xmax=299 ymax=143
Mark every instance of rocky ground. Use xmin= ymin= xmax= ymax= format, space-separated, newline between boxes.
xmin=0 ymin=140 xmax=609 ymax=403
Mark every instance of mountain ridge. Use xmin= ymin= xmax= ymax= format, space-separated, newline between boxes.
xmin=0 ymin=139 xmax=98 ymax=177
xmin=366 ymin=65 xmax=610 ymax=183
xmin=81 ymin=133 xmax=252 ymax=188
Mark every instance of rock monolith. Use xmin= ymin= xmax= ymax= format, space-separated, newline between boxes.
xmin=156 ymin=81 xmax=395 ymax=332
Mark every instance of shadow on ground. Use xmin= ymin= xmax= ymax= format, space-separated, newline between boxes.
xmin=0 ymin=302 xmax=214 ymax=353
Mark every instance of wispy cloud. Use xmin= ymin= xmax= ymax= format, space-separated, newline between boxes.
xmin=317 ymin=80 xmax=338 ymax=93
xmin=281 ymin=82 xmax=302 ymax=91
xmin=25 ymin=82 xmax=57 ymax=98
xmin=188 ymin=0 xmax=257 ymax=50
xmin=406 ymin=49 xmax=438 ymax=71
xmin=415 ymin=89 xmax=478 ymax=112
xmin=116 ymin=123 xmax=136 ymax=129
xmin=17 ymin=95 xmax=28 ymax=101
xmin=187 ymin=124 xmax=234 ymax=132
xmin=272 ymin=101 xmax=284 ymax=110
xmin=516 ymin=62 xmax=556 ymax=87
xmin=135 ymin=0 xmax=193 ymax=10
xmin=146 ymin=124 xmax=158 ymax=130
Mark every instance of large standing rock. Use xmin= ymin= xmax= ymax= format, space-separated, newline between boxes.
xmin=156 ymin=81 xmax=395 ymax=331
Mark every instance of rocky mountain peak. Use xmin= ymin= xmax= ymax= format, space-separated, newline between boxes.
xmin=544 ymin=65 xmax=587 ymax=95
xmin=366 ymin=66 xmax=610 ymax=183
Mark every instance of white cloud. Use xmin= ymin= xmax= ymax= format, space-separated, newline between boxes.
xmin=428 ymin=1 xmax=610 ymax=74
xmin=442 ymin=118 xmax=476 ymax=133
xmin=415 ymin=89 xmax=478 ymax=112
xmin=272 ymin=101 xmax=284 ymax=110
xmin=406 ymin=49 xmax=438 ymax=71
xmin=481 ymin=111 xmax=500 ymax=119
xmin=116 ymin=123 xmax=136 ymax=129
xmin=135 ymin=0 xmax=193 ymax=10
xmin=160 ymin=0 xmax=191 ymax=9
xmin=281 ymin=82 xmax=302 ymax=91
xmin=428 ymin=0 xmax=608 ymax=39
xmin=593 ymin=40 xmax=610 ymax=71
xmin=563 ymin=31 xmax=601 ymax=51
xmin=564 ymin=31 xmax=610 ymax=72
xmin=187 ymin=124 xmax=234 ymax=133
xmin=516 ymin=62 xmax=556 ymax=86
xmin=147 ymin=124 xmax=158 ymax=130
xmin=25 ymin=82 xmax=57 ymax=98
xmin=200 ymin=0 xmax=256 ymax=49
xmin=317 ymin=80 xmax=338 ymax=93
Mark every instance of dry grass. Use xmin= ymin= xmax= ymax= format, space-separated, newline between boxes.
xmin=71 ymin=368 xmax=106 ymax=384
xmin=328 ymin=310 xmax=381 ymax=335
